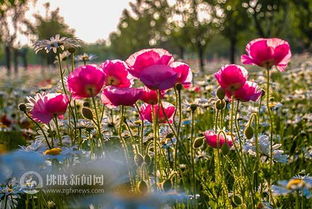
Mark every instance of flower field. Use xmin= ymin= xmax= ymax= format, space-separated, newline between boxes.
xmin=0 ymin=36 xmax=312 ymax=209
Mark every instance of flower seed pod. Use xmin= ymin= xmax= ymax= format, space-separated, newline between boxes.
xmin=82 ymin=107 xmax=93 ymax=120
xmin=162 ymin=179 xmax=173 ymax=192
xmin=193 ymin=137 xmax=204 ymax=149
xmin=134 ymin=153 xmax=144 ymax=167
xmin=231 ymin=195 xmax=242 ymax=207
xmin=166 ymin=133 xmax=174 ymax=138
xmin=216 ymin=87 xmax=225 ymax=100
xmin=215 ymin=99 xmax=226 ymax=110
xmin=18 ymin=103 xmax=27 ymax=112
xmin=190 ymin=104 xmax=197 ymax=112
xmin=244 ymin=126 xmax=254 ymax=139
xmin=175 ymin=83 xmax=183 ymax=91
xmin=83 ymin=101 xmax=90 ymax=107
xmin=137 ymin=180 xmax=148 ymax=193
xmin=261 ymin=89 xmax=266 ymax=98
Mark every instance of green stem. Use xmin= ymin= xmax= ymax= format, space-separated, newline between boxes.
xmin=119 ymin=106 xmax=133 ymax=186
xmin=215 ymin=110 xmax=219 ymax=131
xmin=234 ymin=101 xmax=242 ymax=148
xmin=191 ymin=109 xmax=197 ymax=208
xmin=91 ymin=96 xmax=103 ymax=141
xmin=175 ymin=87 xmax=182 ymax=171
xmin=135 ymin=103 xmax=144 ymax=154
xmin=25 ymin=112 xmax=52 ymax=149
xmin=153 ymin=99 xmax=160 ymax=187
xmin=266 ymin=68 xmax=274 ymax=201
xmin=57 ymin=52 xmax=67 ymax=95
xmin=71 ymin=53 xmax=75 ymax=72
xmin=54 ymin=116 xmax=62 ymax=146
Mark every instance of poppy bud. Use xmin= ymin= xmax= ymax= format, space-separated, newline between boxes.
xmin=162 ymin=179 xmax=173 ymax=191
xmin=231 ymin=195 xmax=242 ymax=207
xmin=134 ymin=153 xmax=144 ymax=167
xmin=175 ymin=83 xmax=183 ymax=91
xmin=137 ymin=180 xmax=148 ymax=193
xmin=190 ymin=104 xmax=197 ymax=112
xmin=18 ymin=103 xmax=27 ymax=112
xmin=216 ymin=87 xmax=225 ymax=100
xmin=81 ymin=107 xmax=93 ymax=120
xmin=166 ymin=133 xmax=174 ymax=138
xmin=193 ymin=137 xmax=204 ymax=149
xmin=244 ymin=126 xmax=254 ymax=139
xmin=83 ymin=101 xmax=90 ymax=107
xmin=261 ymin=90 xmax=265 ymax=98
xmin=215 ymin=99 xmax=226 ymax=110
xmin=145 ymin=155 xmax=152 ymax=166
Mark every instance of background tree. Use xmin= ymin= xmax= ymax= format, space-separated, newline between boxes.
xmin=109 ymin=0 xmax=170 ymax=59
xmin=241 ymin=0 xmax=289 ymax=38
xmin=290 ymin=0 xmax=312 ymax=51
xmin=0 ymin=0 xmax=33 ymax=75
xmin=209 ymin=0 xmax=249 ymax=63
xmin=27 ymin=3 xmax=75 ymax=65
xmin=169 ymin=0 xmax=214 ymax=72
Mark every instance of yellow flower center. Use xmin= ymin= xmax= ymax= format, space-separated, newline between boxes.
xmin=44 ymin=147 xmax=62 ymax=155
xmin=85 ymin=85 xmax=97 ymax=96
xmin=106 ymin=76 xmax=120 ymax=86
xmin=269 ymin=102 xmax=278 ymax=108
xmin=287 ymin=179 xmax=304 ymax=190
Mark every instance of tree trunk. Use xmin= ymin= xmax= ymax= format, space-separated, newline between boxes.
xmin=179 ymin=46 xmax=185 ymax=59
xmin=230 ymin=38 xmax=237 ymax=64
xmin=5 ymin=45 xmax=11 ymax=76
xmin=198 ymin=46 xmax=205 ymax=72
xmin=252 ymin=12 xmax=266 ymax=37
xmin=20 ymin=48 xmax=28 ymax=70
xmin=13 ymin=48 xmax=18 ymax=75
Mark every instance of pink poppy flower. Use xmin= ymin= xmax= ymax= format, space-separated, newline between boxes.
xmin=170 ymin=62 xmax=192 ymax=88
xmin=215 ymin=64 xmax=248 ymax=92
xmin=100 ymin=60 xmax=133 ymax=88
xmin=139 ymin=87 xmax=166 ymax=105
xmin=140 ymin=102 xmax=176 ymax=123
xmin=126 ymin=48 xmax=174 ymax=78
xmin=139 ymin=65 xmax=178 ymax=90
xmin=241 ymin=38 xmax=291 ymax=72
xmin=67 ymin=65 xmax=105 ymax=99
xmin=126 ymin=48 xmax=181 ymax=90
xmin=226 ymin=81 xmax=262 ymax=102
xmin=204 ymin=130 xmax=233 ymax=148
xmin=101 ymin=86 xmax=142 ymax=108
xmin=27 ymin=93 xmax=69 ymax=124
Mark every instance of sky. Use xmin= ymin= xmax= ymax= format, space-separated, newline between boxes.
xmin=33 ymin=0 xmax=134 ymax=43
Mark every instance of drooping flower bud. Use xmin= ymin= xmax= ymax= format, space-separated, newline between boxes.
xmin=244 ymin=126 xmax=254 ymax=139
xmin=175 ymin=83 xmax=183 ymax=91
xmin=81 ymin=107 xmax=93 ymax=120
xmin=134 ymin=153 xmax=144 ymax=167
xmin=190 ymin=104 xmax=197 ymax=112
xmin=216 ymin=87 xmax=225 ymax=100
xmin=193 ymin=137 xmax=204 ymax=149
xmin=215 ymin=99 xmax=226 ymax=110
xmin=18 ymin=103 xmax=27 ymax=112
xmin=137 ymin=180 xmax=148 ymax=193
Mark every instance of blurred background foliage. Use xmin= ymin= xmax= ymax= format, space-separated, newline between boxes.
xmin=0 ymin=0 xmax=311 ymax=74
